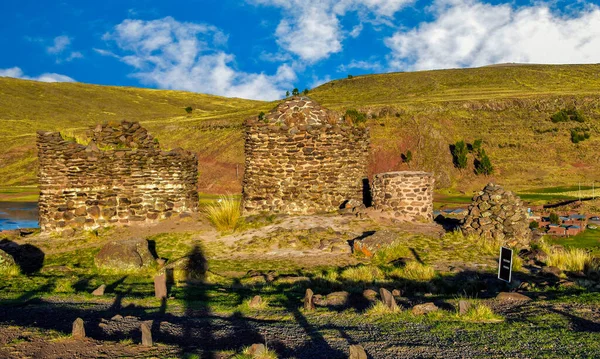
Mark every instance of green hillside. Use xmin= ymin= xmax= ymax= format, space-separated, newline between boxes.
xmin=2 ymin=64 xmax=600 ymax=195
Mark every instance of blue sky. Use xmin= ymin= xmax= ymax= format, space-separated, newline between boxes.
xmin=1 ymin=0 xmax=599 ymax=100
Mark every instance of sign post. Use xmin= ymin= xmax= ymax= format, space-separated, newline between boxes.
xmin=498 ymin=246 xmax=513 ymax=283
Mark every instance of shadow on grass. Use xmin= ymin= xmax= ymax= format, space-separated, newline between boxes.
xmin=0 ymin=243 xmax=599 ymax=358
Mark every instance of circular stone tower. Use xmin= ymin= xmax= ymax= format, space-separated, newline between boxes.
xmin=371 ymin=171 xmax=435 ymax=222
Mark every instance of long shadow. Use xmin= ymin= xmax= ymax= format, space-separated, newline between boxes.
xmin=0 ymin=239 xmax=44 ymax=274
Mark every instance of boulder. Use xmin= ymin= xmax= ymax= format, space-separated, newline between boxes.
xmin=353 ymin=230 xmax=399 ymax=257
xmin=362 ymin=289 xmax=378 ymax=301
xmin=541 ymin=266 xmax=563 ymax=278
xmin=247 ymin=343 xmax=266 ymax=356
xmin=94 ymin=238 xmax=155 ymax=270
xmin=0 ymin=249 xmax=16 ymax=269
xmin=412 ymin=302 xmax=438 ymax=315
xmin=458 ymin=300 xmax=471 ymax=315
xmin=326 ymin=291 xmax=350 ymax=306
xmin=92 ymin=284 xmax=106 ymax=296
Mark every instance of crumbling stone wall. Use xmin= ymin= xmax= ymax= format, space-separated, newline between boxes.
xmin=371 ymin=171 xmax=434 ymax=222
xmin=37 ymin=121 xmax=198 ymax=232
xmin=242 ymin=97 xmax=370 ymax=215
xmin=461 ymin=183 xmax=530 ymax=247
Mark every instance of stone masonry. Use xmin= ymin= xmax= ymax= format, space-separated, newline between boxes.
xmin=242 ymin=96 xmax=370 ymax=215
xmin=37 ymin=121 xmax=198 ymax=232
xmin=371 ymin=171 xmax=435 ymax=222
xmin=461 ymin=183 xmax=530 ymax=247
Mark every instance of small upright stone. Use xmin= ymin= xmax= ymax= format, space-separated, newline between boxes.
xmin=154 ymin=273 xmax=167 ymax=299
xmin=349 ymin=344 xmax=368 ymax=359
xmin=392 ymin=289 xmax=401 ymax=296
xmin=379 ymin=288 xmax=399 ymax=311
xmin=140 ymin=322 xmax=152 ymax=347
xmin=72 ymin=318 xmax=86 ymax=339
xmin=248 ymin=343 xmax=266 ymax=356
xmin=458 ymin=300 xmax=471 ymax=315
xmin=91 ymin=284 xmax=106 ymax=296
xmin=304 ymin=288 xmax=315 ymax=311
xmin=249 ymin=295 xmax=263 ymax=309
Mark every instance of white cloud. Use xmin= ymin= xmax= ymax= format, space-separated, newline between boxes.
xmin=0 ymin=67 xmax=75 ymax=82
xmin=248 ymin=0 xmax=411 ymax=62
xmin=309 ymin=74 xmax=332 ymax=89
xmin=385 ymin=0 xmax=600 ymax=70
xmin=47 ymin=35 xmax=71 ymax=54
xmin=100 ymin=17 xmax=296 ymax=100
xmin=47 ymin=35 xmax=83 ymax=62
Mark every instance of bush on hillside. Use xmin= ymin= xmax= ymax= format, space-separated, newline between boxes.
xmin=551 ymin=108 xmax=585 ymax=123
xmin=344 ymin=109 xmax=367 ymax=126
xmin=292 ymin=88 xmax=299 ymax=96
xmin=571 ymin=129 xmax=590 ymax=143
xmin=185 ymin=106 xmax=193 ymax=114
xmin=451 ymin=140 xmax=468 ymax=169
xmin=474 ymin=149 xmax=493 ymax=175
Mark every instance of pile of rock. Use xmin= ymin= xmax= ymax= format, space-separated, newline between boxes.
xmin=461 ymin=183 xmax=530 ymax=247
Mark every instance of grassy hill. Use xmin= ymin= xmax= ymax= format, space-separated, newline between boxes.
xmin=2 ymin=64 xmax=600 ymax=195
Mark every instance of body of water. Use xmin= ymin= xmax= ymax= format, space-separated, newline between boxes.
xmin=0 ymin=202 xmax=39 ymax=231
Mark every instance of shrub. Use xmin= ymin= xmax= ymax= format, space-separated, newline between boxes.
xmin=451 ymin=140 xmax=468 ymax=169
xmin=303 ymin=88 xmax=309 ymax=95
xmin=344 ymin=109 xmax=367 ymax=126
xmin=292 ymin=88 xmax=299 ymax=96
xmin=285 ymin=90 xmax=290 ymax=97
xmin=549 ymin=212 xmax=560 ymax=225
xmin=401 ymin=150 xmax=412 ymax=163
xmin=529 ymin=220 xmax=539 ymax=229
xmin=258 ymin=111 xmax=265 ymax=122
xmin=551 ymin=108 xmax=585 ymax=123
xmin=348 ymin=74 xmax=353 ymax=79
xmin=571 ymin=129 xmax=590 ymax=143
xmin=551 ymin=110 xmax=569 ymax=123
xmin=185 ymin=106 xmax=193 ymax=114
xmin=472 ymin=139 xmax=483 ymax=155
xmin=204 ymin=195 xmax=241 ymax=232
xmin=475 ymin=149 xmax=493 ymax=175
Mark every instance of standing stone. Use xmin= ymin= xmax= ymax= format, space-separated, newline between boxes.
xmin=304 ymin=288 xmax=315 ymax=311
xmin=249 ymin=295 xmax=263 ymax=309
xmin=154 ymin=274 xmax=167 ymax=299
xmin=140 ymin=322 xmax=152 ymax=347
xmin=458 ymin=300 xmax=471 ymax=315
xmin=72 ymin=318 xmax=86 ymax=339
xmin=248 ymin=343 xmax=266 ymax=356
xmin=91 ymin=284 xmax=106 ymax=296
xmin=349 ymin=344 xmax=368 ymax=359
xmin=379 ymin=288 xmax=398 ymax=311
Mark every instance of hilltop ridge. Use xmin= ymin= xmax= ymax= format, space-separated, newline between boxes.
xmin=1 ymin=63 xmax=600 ymax=193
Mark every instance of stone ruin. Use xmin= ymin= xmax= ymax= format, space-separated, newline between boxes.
xmin=37 ymin=121 xmax=199 ymax=232
xmin=461 ymin=183 xmax=530 ymax=247
xmin=242 ymin=96 xmax=370 ymax=215
xmin=371 ymin=171 xmax=435 ymax=222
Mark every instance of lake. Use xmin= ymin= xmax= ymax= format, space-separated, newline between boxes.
xmin=0 ymin=202 xmax=39 ymax=231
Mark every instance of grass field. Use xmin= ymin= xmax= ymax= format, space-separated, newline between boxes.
xmin=2 ymin=64 xmax=600 ymax=194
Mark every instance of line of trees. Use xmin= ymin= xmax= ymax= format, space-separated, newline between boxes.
xmin=451 ymin=139 xmax=493 ymax=175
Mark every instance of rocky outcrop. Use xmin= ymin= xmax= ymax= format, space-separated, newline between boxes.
xmin=94 ymin=238 xmax=155 ymax=271
xmin=242 ymin=96 xmax=370 ymax=215
xmin=461 ymin=183 xmax=530 ymax=248
xmin=37 ymin=121 xmax=198 ymax=232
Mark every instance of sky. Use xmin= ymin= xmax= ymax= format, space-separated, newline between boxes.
xmin=1 ymin=0 xmax=599 ymax=101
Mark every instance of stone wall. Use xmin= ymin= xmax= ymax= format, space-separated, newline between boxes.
xmin=37 ymin=121 xmax=198 ymax=232
xmin=461 ymin=183 xmax=530 ymax=247
xmin=371 ymin=171 xmax=434 ymax=222
xmin=242 ymin=97 xmax=370 ymax=215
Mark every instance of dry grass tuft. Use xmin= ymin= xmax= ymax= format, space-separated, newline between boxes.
xmin=389 ymin=261 xmax=436 ymax=281
xmin=365 ymin=301 xmax=402 ymax=315
xmin=340 ymin=265 xmax=385 ymax=283
xmin=541 ymin=243 xmax=593 ymax=272
xmin=235 ymin=344 xmax=278 ymax=359
xmin=204 ymin=195 xmax=241 ymax=232
xmin=0 ymin=264 xmax=20 ymax=276
xmin=458 ymin=301 xmax=503 ymax=323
